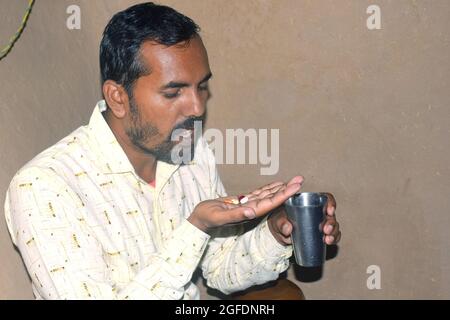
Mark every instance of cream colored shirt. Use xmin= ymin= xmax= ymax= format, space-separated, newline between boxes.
xmin=4 ymin=100 xmax=292 ymax=300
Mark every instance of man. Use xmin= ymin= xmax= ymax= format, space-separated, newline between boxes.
xmin=4 ymin=2 xmax=340 ymax=299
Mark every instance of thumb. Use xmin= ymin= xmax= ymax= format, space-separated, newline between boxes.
xmin=222 ymin=206 xmax=257 ymax=225
xmin=281 ymin=222 xmax=292 ymax=236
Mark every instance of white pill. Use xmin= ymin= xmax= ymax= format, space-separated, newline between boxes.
xmin=239 ymin=196 xmax=249 ymax=204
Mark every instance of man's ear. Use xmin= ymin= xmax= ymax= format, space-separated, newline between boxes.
xmin=102 ymin=80 xmax=129 ymax=118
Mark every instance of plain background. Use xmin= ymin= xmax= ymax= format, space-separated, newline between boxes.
xmin=0 ymin=0 xmax=449 ymax=299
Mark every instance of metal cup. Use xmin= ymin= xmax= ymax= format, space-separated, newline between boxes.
xmin=284 ymin=192 xmax=328 ymax=267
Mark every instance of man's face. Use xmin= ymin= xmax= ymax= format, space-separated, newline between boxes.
xmin=124 ymin=36 xmax=211 ymax=164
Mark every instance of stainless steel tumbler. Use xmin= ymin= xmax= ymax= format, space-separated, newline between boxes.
xmin=284 ymin=192 xmax=328 ymax=267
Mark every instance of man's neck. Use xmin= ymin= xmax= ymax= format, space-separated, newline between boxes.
xmin=103 ymin=110 xmax=157 ymax=184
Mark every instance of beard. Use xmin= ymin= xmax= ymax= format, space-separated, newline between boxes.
xmin=125 ymin=98 xmax=204 ymax=165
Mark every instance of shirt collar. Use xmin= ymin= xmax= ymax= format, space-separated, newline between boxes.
xmin=88 ymin=100 xmax=180 ymax=187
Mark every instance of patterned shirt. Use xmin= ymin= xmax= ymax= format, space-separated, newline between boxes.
xmin=4 ymin=100 xmax=292 ymax=300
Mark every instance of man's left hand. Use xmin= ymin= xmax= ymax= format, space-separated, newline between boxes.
xmin=268 ymin=192 xmax=341 ymax=246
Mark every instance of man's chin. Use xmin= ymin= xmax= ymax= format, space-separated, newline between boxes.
xmin=167 ymin=141 xmax=196 ymax=165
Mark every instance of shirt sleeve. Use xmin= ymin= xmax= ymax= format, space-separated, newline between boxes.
xmin=4 ymin=166 xmax=210 ymax=300
xmin=198 ymin=143 xmax=293 ymax=295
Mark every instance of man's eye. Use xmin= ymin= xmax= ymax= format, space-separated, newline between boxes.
xmin=163 ymin=90 xmax=180 ymax=99
xmin=199 ymin=84 xmax=209 ymax=91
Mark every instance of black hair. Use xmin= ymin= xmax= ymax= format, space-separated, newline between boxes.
xmin=99 ymin=2 xmax=200 ymax=96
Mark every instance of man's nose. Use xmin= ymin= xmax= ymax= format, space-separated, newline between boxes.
xmin=182 ymin=89 xmax=205 ymax=118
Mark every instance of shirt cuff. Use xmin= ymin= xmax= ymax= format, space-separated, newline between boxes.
xmin=257 ymin=217 xmax=293 ymax=260
xmin=159 ymin=219 xmax=211 ymax=271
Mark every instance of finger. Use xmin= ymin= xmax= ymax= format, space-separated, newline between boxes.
xmin=323 ymin=192 xmax=336 ymax=216
xmin=261 ymin=181 xmax=285 ymax=191
xmin=280 ymin=222 xmax=292 ymax=237
xmin=252 ymin=183 xmax=302 ymax=216
xmin=331 ymin=222 xmax=340 ymax=238
xmin=325 ymin=235 xmax=335 ymax=245
xmin=325 ymin=230 xmax=341 ymax=245
xmin=246 ymin=194 xmax=258 ymax=202
xmin=322 ymin=220 xmax=336 ymax=235
xmin=256 ymin=185 xmax=286 ymax=200
xmin=251 ymin=181 xmax=284 ymax=196
xmin=287 ymin=175 xmax=304 ymax=186
xmin=319 ymin=216 xmax=335 ymax=232
xmin=275 ymin=214 xmax=292 ymax=236
xmin=263 ymin=184 xmax=285 ymax=198
xmin=252 ymin=177 xmax=302 ymax=198
xmin=217 ymin=206 xmax=257 ymax=225
xmin=327 ymin=205 xmax=336 ymax=217
xmin=271 ymin=184 xmax=285 ymax=193
xmin=279 ymin=235 xmax=292 ymax=245
xmin=273 ymin=229 xmax=292 ymax=245
xmin=256 ymin=189 xmax=274 ymax=200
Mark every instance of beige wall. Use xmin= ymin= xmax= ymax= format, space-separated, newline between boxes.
xmin=1 ymin=0 xmax=449 ymax=299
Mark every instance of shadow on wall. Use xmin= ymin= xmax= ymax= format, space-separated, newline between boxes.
xmin=200 ymin=216 xmax=341 ymax=297
xmin=192 ymin=243 xmax=340 ymax=299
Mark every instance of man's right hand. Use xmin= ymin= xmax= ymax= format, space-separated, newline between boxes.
xmin=187 ymin=176 xmax=304 ymax=232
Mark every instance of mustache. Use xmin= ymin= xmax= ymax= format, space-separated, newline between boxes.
xmin=173 ymin=115 xmax=205 ymax=131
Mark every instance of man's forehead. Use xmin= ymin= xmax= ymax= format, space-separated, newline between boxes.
xmin=138 ymin=37 xmax=210 ymax=81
